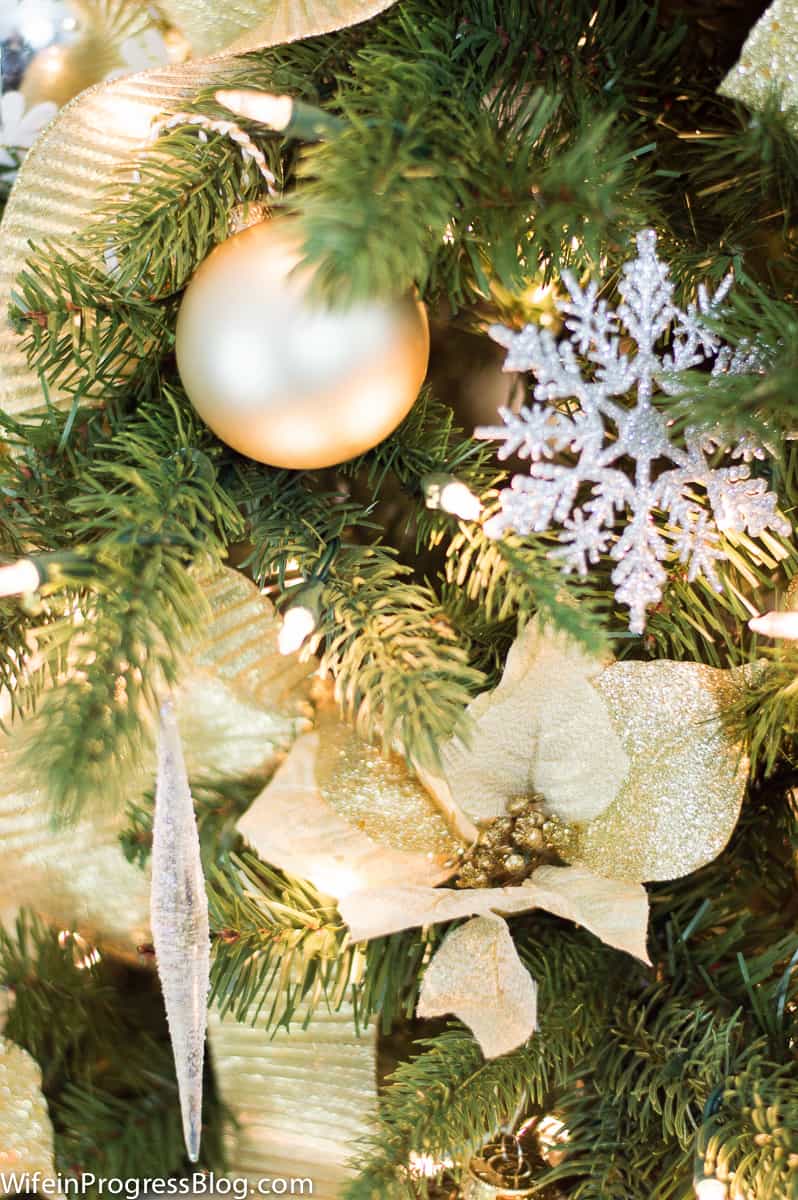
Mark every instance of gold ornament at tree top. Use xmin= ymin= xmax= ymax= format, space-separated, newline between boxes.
xmin=2 ymin=1 xmax=177 ymax=111
xmin=175 ymin=219 xmax=429 ymax=469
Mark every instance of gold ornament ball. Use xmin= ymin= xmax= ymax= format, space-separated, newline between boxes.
xmin=13 ymin=1 xmax=129 ymax=109
xmin=175 ymin=220 xmax=430 ymax=469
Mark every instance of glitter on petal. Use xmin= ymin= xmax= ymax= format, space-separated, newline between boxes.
xmin=719 ymin=0 xmax=798 ymax=128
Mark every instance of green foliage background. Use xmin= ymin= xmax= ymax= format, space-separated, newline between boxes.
xmin=1 ymin=0 xmax=797 ymax=1194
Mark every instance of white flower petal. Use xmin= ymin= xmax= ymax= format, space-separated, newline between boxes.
xmin=417 ymin=916 xmax=538 ymax=1058
xmin=238 ymin=732 xmax=455 ymax=899
xmin=340 ymin=864 xmax=649 ymax=1057
xmin=523 ymin=863 xmax=651 ymax=964
xmin=440 ymin=623 xmax=628 ymax=823
xmin=340 ymin=863 xmax=650 ymax=965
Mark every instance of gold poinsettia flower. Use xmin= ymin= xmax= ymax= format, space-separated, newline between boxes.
xmin=238 ymin=622 xmax=749 ymax=1057
xmin=428 ymin=621 xmax=749 ymax=883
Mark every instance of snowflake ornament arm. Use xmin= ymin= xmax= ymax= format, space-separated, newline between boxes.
xmin=477 ymin=231 xmax=789 ymax=633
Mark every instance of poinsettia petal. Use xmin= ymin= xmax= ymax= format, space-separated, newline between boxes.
xmin=576 ymin=660 xmax=749 ymax=881
xmin=439 ymin=623 xmax=627 ymax=824
xmin=523 ymin=864 xmax=651 ymax=964
xmin=417 ymin=916 xmax=538 ymax=1058
xmin=340 ymin=865 xmax=650 ymax=966
xmin=239 ymin=732 xmax=457 ymax=899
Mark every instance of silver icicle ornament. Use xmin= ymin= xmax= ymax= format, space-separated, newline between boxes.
xmin=151 ymin=699 xmax=211 ymax=1163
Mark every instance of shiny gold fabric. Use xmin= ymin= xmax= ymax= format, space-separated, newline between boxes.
xmin=0 ymin=61 xmax=220 ymax=416
xmin=159 ymin=0 xmax=399 ymax=56
xmin=208 ymin=996 xmax=376 ymax=1198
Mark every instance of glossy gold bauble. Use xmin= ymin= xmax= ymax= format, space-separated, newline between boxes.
xmin=10 ymin=1 xmax=144 ymax=109
xmin=19 ymin=40 xmax=107 ymax=108
xmin=175 ymin=219 xmax=430 ymax=469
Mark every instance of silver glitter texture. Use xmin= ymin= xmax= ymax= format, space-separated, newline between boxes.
xmin=478 ymin=230 xmax=789 ymax=632
xmin=151 ymin=700 xmax=211 ymax=1164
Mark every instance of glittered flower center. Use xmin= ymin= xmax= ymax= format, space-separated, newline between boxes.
xmin=453 ymin=793 xmax=576 ymax=888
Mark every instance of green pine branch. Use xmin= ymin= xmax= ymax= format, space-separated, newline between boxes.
xmin=10 ymin=389 xmax=244 ymax=817
xmin=207 ymin=850 xmax=439 ymax=1034
xmin=0 ymin=912 xmax=226 ymax=1177
xmin=344 ymin=927 xmax=615 ymax=1199
xmin=239 ymin=462 xmax=484 ymax=773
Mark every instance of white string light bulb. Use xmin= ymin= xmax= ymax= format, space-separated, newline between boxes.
xmin=749 ymin=610 xmax=798 ymax=638
xmin=278 ymin=604 xmax=317 ymax=656
xmin=695 ymin=1178 xmax=727 ymax=1200
xmin=0 ymin=559 xmax=40 ymax=597
xmin=216 ymin=90 xmax=294 ymax=131
xmin=423 ymin=473 xmax=482 ymax=521
xmin=439 ymin=480 xmax=483 ymax=521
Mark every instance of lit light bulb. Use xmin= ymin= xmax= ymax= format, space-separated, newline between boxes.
xmin=408 ymin=1150 xmax=454 ymax=1179
xmin=0 ymin=559 xmax=40 ymax=597
xmin=309 ymin=862 xmax=364 ymax=899
xmin=58 ymin=929 xmax=102 ymax=970
xmin=695 ymin=1178 xmax=727 ymax=1200
xmin=19 ymin=10 xmax=56 ymax=48
xmin=749 ymin=610 xmax=798 ymax=638
xmin=216 ymin=89 xmax=294 ymax=131
xmin=278 ymin=604 xmax=317 ymax=655
xmin=423 ymin=473 xmax=482 ymax=521
xmin=440 ymin=481 xmax=482 ymax=520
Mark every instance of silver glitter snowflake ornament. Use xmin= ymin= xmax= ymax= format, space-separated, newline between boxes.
xmin=478 ymin=230 xmax=790 ymax=633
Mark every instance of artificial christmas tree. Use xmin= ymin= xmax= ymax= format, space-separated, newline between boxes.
xmin=0 ymin=1 xmax=797 ymax=1197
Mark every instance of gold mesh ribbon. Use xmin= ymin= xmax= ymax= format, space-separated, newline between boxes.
xmin=0 ymin=0 xmax=399 ymax=417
